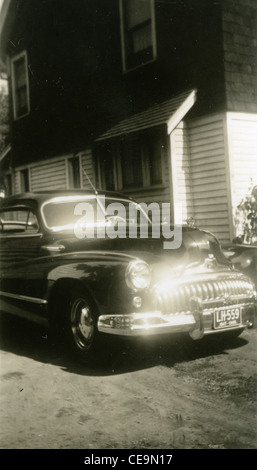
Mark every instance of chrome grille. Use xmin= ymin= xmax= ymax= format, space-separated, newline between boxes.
xmin=154 ymin=278 xmax=254 ymax=315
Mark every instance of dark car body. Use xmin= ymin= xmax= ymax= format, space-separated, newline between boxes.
xmin=222 ymin=243 xmax=257 ymax=289
xmin=0 ymin=191 xmax=256 ymax=360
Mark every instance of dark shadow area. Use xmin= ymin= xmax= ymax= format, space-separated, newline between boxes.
xmin=0 ymin=312 xmax=249 ymax=377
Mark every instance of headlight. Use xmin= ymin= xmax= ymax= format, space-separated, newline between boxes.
xmin=125 ymin=260 xmax=151 ymax=291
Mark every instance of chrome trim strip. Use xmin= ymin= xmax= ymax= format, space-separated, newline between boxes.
xmin=0 ymin=233 xmax=42 ymax=239
xmin=0 ymin=291 xmax=48 ymax=305
xmin=0 ymin=300 xmax=48 ymax=327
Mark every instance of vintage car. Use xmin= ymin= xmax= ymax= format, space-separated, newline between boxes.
xmin=0 ymin=191 xmax=256 ymax=361
xmin=222 ymin=243 xmax=257 ymax=289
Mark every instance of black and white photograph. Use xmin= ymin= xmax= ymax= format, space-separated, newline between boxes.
xmin=0 ymin=0 xmax=256 ymax=454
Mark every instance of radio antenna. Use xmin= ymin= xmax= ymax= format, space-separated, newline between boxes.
xmin=83 ymin=168 xmax=98 ymax=195
xmin=82 ymin=167 xmax=106 ymax=216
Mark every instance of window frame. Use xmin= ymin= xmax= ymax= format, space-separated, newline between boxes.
xmin=98 ymin=128 xmax=165 ymax=192
xmin=19 ymin=168 xmax=30 ymax=193
xmin=119 ymin=135 xmax=144 ymax=189
xmin=2 ymin=173 xmax=13 ymax=197
xmin=0 ymin=206 xmax=40 ymax=236
xmin=67 ymin=156 xmax=82 ymax=189
xmin=119 ymin=0 xmax=157 ymax=73
xmin=11 ymin=50 xmax=30 ymax=121
xmin=99 ymin=143 xmax=116 ymax=191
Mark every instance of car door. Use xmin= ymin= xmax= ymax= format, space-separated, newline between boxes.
xmin=0 ymin=205 xmax=48 ymax=320
xmin=0 ymin=205 xmax=42 ymax=268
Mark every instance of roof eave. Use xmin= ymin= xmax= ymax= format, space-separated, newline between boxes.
xmin=95 ymin=88 xmax=197 ymax=142
xmin=167 ymin=89 xmax=197 ymax=134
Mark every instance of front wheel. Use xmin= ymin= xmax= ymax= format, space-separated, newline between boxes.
xmin=53 ymin=289 xmax=100 ymax=362
xmin=70 ymin=296 xmax=96 ymax=352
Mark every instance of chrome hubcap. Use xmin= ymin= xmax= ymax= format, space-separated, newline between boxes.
xmin=71 ymin=298 xmax=94 ymax=349
xmin=79 ymin=306 xmax=93 ymax=339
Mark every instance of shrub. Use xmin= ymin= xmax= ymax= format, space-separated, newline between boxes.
xmin=234 ymin=183 xmax=257 ymax=245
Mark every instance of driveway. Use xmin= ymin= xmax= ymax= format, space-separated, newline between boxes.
xmin=0 ymin=314 xmax=256 ymax=449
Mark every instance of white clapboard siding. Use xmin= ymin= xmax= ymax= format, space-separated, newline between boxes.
xmin=30 ymin=159 xmax=67 ymax=191
xmin=188 ymin=114 xmax=231 ymax=243
xmin=12 ymin=148 xmax=96 ymax=194
xmin=227 ymin=113 xmax=257 ymax=218
xmin=80 ymin=149 xmax=96 ymax=190
xmin=170 ymin=121 xmax=193 ymax=222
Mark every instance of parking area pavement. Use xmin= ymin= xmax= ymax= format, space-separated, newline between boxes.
xmin=0 ymin=314 xmax=257 ymax=449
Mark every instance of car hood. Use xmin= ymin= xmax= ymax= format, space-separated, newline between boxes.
xmin=43 ymin=227 xmax=233 ymax=279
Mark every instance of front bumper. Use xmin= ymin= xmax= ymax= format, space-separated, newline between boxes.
xmin=97 ymin=302 xmax=256 ymax=338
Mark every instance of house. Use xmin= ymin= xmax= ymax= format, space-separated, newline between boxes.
xmin=0 ymin=0 xmax=256 ymax=243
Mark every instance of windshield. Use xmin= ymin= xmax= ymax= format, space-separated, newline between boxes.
xmin=40 ymin=195 xmax=229 ymax=264
xmin=41 ymin=195 xmax=151 ymax=235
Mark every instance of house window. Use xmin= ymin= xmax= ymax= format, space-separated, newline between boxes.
xmin=121 ymin=136 xmax=143 ymax=188
xmin=11 ymin=51 xmax=30 ymax=120
xmin=4 ymin=174 xmax=13 ymax=196
xmin=68 ymin=156 xmax=81 ymax=188
xmin=20 ymin=169 xmax=30 ymax=192
xmin=120 ymin=0 xmax=157 ymax=72
xmin=146 ymin=134 xmax=163 ymax=185
xmin=101 ymin=144 xmax=115 ymax=191
xmin=99 ymin=130 xmax=163 ymax=191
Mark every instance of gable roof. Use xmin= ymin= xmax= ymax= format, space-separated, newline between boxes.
xmin=96 ymin=89 xmax=197 ymax=141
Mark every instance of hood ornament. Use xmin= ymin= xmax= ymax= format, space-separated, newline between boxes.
xmin=186 ymin=217 xmax=196 ymax=228
xmin=204 ymin=253 xmax=217 ymax=269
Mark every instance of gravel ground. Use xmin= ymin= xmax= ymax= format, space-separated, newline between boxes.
xmin=0 ymin=314 xmax=256 ymax=450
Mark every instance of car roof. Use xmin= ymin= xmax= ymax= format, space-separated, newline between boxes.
xmin=0 ymin=190 xmax=207 ymax=233
xmin=0 ymin=190 xmax=135 ymax=208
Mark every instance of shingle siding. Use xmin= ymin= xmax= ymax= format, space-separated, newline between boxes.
xmin=222 ymin=0 xmax=257 ymax=112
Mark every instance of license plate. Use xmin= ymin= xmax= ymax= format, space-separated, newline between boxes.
xmin=213 ymin=306 xmax=242 ymax=329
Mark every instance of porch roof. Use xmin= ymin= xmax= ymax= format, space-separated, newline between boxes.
xmin=95 ymin=89 xmax=197 ymax=142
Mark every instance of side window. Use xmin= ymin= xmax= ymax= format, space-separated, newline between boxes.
xmin=0 ymin=208 xmax=39 ymax=234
